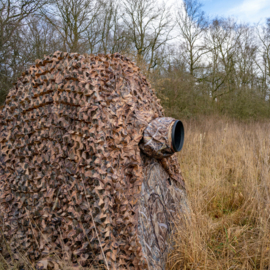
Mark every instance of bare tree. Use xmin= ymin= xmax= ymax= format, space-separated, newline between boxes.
xmin=23 ymin=16 xmax=61 ymax=60
xmin=176 ymin=0 xmax=208 ymax=77
xmin=234 ymin=25 xmax=258 ymax=91
xmin=203 ymin=18 xmax=242 ymax=100
xmin=42 ymin=0 xmax=101 ymax=53
xmin=0 ymin=0 xmax=46 ymax=102
xmin=122 ymin=0 xmax=174 ymax=70
xmin=0 ymin=0 xmax=45 ymax=52
xmin=88 ymin=0 xmax=131 ymax=55
xmin=256 ymin=18 xmax=270 ymax=100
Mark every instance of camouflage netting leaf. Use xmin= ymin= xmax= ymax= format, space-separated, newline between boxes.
xmin=0 ymin=51 xmax=188 ymax=270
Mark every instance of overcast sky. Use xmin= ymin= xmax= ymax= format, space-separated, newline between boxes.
xmin=168 ymin=0 xmax=270 ymax=25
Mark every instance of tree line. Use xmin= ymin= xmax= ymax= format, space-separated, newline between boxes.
xmin=1 ymin=0 xmax=270 ymax=118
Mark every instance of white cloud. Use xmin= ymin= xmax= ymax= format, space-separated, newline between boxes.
xmin=227 ymin=0 xmax=270 ymax=23
xmin=162 ymin=0 xmax=270 ymax=24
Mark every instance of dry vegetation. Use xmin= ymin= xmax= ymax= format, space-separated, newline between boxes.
xmin=167 ymin=116 xmax=270 ymax=270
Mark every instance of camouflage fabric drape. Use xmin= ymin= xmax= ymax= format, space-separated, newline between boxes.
xmin=0 ymin=51 xmax=188 ymax=269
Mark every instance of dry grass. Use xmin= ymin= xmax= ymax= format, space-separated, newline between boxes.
xmin=167 ymin=116 xmax=270 ymax=270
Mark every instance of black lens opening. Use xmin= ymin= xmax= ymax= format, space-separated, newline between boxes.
xmin=171 ymin=120 xmax=184 ymax=152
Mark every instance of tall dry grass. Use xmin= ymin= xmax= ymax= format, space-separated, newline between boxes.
xmin=167 ymin=116 xmax=270 ymax=270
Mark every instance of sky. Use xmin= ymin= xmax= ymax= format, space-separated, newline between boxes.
xmin=200 ymin=0 xmax=270 ymax=24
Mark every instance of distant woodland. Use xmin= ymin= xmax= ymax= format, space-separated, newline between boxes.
xmin=1 ymin=0 xmax=270 ymax=119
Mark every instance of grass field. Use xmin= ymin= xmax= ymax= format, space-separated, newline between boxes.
xmin=167 ymin=116 xmax=270 ymax=270
xmin=1 ymin=116 xmax=270 ymax=269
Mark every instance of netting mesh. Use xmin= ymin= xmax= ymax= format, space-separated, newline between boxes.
xmin=0 ymin=51 xmax=187 ymax=269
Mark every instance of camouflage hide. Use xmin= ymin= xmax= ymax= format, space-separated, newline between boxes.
xmin=138 ymin=156 xmax=188 ymax=270
xmin=0 ymin=51 xmax=188 ymax=269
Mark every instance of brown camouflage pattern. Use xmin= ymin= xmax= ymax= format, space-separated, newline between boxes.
xmin=138 ymin=156 xmax=188 ymax=270
xmin=0 ymin=51 xmax=188 ymax=269
xmin=139 ymin=117 xmax=176 ymax=159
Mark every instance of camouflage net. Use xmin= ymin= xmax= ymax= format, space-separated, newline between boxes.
xmin=0 ymin=51 xmax=188 ymax=269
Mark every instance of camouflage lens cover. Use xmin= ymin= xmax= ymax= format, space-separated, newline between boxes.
xmin=139 ymin=117 xmax=179 ymax=159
